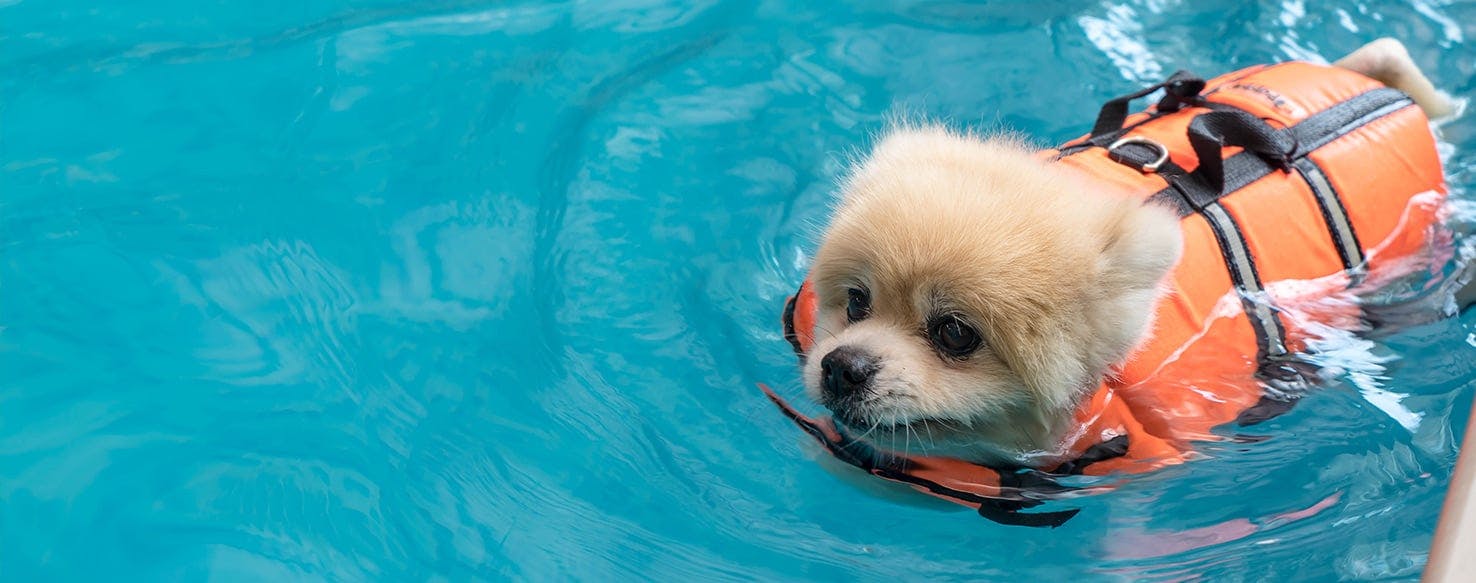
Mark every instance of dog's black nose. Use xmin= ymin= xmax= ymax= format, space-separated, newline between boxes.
xmin=820 ymin=345 xmax=881 ymax=399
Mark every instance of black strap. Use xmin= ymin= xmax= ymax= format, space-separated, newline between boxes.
xmin=1148 ymin=87 xmax=1413 ymax=217
xmin=1235 ymin=395 xmax=1298 ymax=426
xmin=760 ymin=387 xmax=1084 ymax=527
xmin=977 ymin=502 xmax=1080 ymax=528
xmin=781 ymin=289 xmax=805 ymax=359
xmin=1050 ymin=434 xmax=1130 ymax=475
xmin=1059 ymin=65 xmax=1280 ymax=158
xmin=1291 ymin=87 xmax=1412 ymax=153
xmin=1186 ymin=110 xmax=1295 ymax=193
xmin=1091 ymin=70 xmax=1206 ymax=137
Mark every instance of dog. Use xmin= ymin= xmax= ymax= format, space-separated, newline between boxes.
xmin=798 ymin=38 xmax=1460 ymax=469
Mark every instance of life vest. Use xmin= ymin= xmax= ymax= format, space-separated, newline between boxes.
xmin=765 ymin=61 xmax=1448 ymax=527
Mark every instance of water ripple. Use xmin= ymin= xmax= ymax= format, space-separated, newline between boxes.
xmin=3 ymin=0 xmax=1475 ymax=579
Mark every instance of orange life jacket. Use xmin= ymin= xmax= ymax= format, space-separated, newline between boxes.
xmin=766 ymin=61 xmax=1448 ymax=527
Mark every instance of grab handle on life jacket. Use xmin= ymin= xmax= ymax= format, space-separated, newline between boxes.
xmin=1186 ymin=110 xmax=1296 ymax=193
xmin=1090 ymin=70 xmax=1206 ymax=137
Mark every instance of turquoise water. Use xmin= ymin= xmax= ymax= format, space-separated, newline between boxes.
xmin=4 ymin=0 xmax=1476 ymax=580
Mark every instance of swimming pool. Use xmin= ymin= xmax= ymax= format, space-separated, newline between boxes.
xmin=3 ymin=0 xmax=1474 ymax=579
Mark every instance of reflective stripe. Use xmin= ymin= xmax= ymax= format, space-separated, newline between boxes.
xmin=1294 ymin=158 xmax=1365 ymax=271
xmin=1202 ymin=203 xmax=1289 ymax=358
xmin=1293 ymin=88 xmax=1412 ymax=153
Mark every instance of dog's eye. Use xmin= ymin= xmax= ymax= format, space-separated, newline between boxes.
xmin=846 ymin=288 xmax=871 ymax=322
xmin=930 ymin=314 xmax=982 ymax=357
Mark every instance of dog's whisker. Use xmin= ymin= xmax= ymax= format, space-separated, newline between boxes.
xmin=894 ymin=415 xmax=910 ymax=453
xmin=851 ymin=414 xmax=885 ymax=443
xmin=934 ymin=417 xmax=967 ymax=432
xmin=907 ymin=423 xmax=924 ymax=455
xmin=888 ymin=412 xmax=899 ymax=453
xmin=811 ymin=323 xmax=838 ymax=338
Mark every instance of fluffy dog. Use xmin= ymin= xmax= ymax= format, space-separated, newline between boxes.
xmin=801 ymin=38 xmax=1457 ymax=467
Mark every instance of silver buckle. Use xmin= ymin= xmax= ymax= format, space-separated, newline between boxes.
xmin=1107 ymin=136 xmax=1170 ymax=173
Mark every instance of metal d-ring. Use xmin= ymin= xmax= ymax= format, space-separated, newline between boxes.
xmin=1107 ymin=136 xmax=1170 ymax=173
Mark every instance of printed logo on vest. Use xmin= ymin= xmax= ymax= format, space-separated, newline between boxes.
xmin=1223 ymin=82 xmax=1307 ymax=118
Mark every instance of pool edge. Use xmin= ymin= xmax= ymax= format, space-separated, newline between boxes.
xmin=1425 ymin=397 xmax=1476 ymax=582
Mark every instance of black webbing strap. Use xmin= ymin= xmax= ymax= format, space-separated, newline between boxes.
xmin=981 ymin=435 xmax=1130 ymax=525
xmin=1091 ymin=70 xmax=1206 ymax=137
xmin=1048 ymin=434 xmax=1130 ymax=476
xmin=781 ymin=290 xmax=805 ymax=359
xmin=1146 ymin=87 xmax=1413 ymax=216
xmin=1186 ymin=110 xmax=1295 ymax=193
xmin=760 ymin=386 xmax=1138 ymax=528
xmin=1056 ymin=64 xmax=1279 ymax=158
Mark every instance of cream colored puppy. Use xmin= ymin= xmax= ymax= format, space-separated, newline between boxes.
xmin=803 ymin=130 xmax=1180 ymax=465
xmin=802 ymin=39 xmax=1455 ymax=466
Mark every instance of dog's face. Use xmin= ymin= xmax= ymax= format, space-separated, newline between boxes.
xmin=803 ymin=126 xmax=1182 ymax=463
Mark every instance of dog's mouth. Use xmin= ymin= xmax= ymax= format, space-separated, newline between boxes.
xmin=828 ymin=411 xmax=981 ymax=458
xmin=828 ymin=403 xmax=965 ymax=436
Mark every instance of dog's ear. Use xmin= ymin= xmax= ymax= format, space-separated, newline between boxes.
xmin=1098 ymin=202 xmax=1182 ymax=293
xmin=1080 ymin=200 xmax=1183 ymax=380
xmin=982 ymin=203 xmax=1182 ymax=413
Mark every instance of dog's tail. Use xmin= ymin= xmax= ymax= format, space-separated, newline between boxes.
xmin=1335 ymin=38 xmax=1461 ymax=120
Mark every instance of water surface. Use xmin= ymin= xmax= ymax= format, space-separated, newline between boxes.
xmin=3 ymin=0 xmax=1476 ymax=580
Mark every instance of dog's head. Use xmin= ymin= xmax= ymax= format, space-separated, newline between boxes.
xmin=803 ymin=126 xmax=1181 ymax=462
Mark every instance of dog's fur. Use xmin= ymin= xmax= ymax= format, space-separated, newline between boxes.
xmin=802 ymin=39 xmax=1456 ymax=466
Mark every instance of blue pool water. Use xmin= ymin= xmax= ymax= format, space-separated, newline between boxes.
xmin=4 ymin=1 xmax=1476 ymax=580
